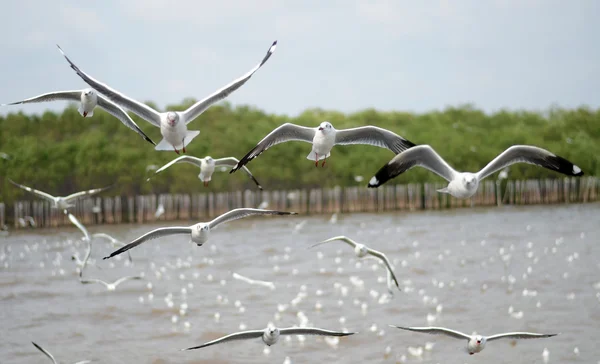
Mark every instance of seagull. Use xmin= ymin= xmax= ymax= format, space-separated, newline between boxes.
xmin=368 ymin=145 xmax=583 ymax=198
xmin=310 ymin=236 xmax=400 ymax=292
xmin=230 ymin=121 xmax=416 ymax=171
xmin=18 ymin=216 xmax=36 ymax=228
xmin=92 ymin=233 xmax=133 ymax=263
xmin=31 ymin=341 xmax=91 ymax=364
xmin=388 ymin=326 xmax=558 ymax=355
xmin=1 ymin=89 xmax=155 ymax=146
xmin=232 ymin=272 xmax=275 ymax=290
xmin=79 ymin=275 xmax=142 ymax=291
xmin=148 ymin=155 xmax=262 ymax=189
xmin=66 ymin=212 xmax=92 ymax=277
xmin=181 ymin=325 xmax=355 ymax=350
xmin=103 ymin=208 xmax=297 ymax=260
xmin=57 ymin=41 xmax=277 ymax=154
xmin=8 ymin=179 xmax=113 ymax=211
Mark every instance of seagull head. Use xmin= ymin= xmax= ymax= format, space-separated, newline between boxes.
xmin=166 ymin=112 xmax=179 ymax=127
xmin=463 ymin=173 xmax=477 ymax=187
xmin=267 ymin=326 xmax=279 ymax=337
xmin=474 ymin=335 xmax=485 ymax=346
xmin=318 ymin=121 xmax=333 ymax=132
xmin=83 ymin=89 xmax=94 ymax=96
xmin=205 ymin=156 xmax=214 ymax=164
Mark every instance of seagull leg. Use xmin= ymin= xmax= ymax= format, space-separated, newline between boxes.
xmin=182 ymin=138 xmax=186 ymax=154
xmin=83 ymin=111 xmax=88 ymax=117
xmin=321 ymin=157 xmax=327 ymax=167
xmin=174 ymin=148 xmax=180 ymax=155
xmin=204 ymin=181 xmax=209 ymax=187
xmin=315 ymin=153 xmax=319 ymax=167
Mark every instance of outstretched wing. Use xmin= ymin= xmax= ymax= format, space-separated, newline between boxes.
xmin=280 ymin=327 xmax=356 ymax=337
xmin=335 ymin=126 xmax=416 ymax=154
xmin=2 ymin=90 xmax=81 ymax=106
xmin=182 ymin=330 xmax=264 ymax=350
xmin=388 ymin=326 xmax=471 ymax=340
xmin=310 ymin=235 xmax=359 ymax=249
xmin=31 ymin=342 xmax=58 ymax=364
xmin=64 ymin=184 xmax=114 ymax=203
xmin=104 ymin=227 xmax=192 ymax=259
xmin=8 ymin=179 xmax=56 ymax=203
xmin=97 ymin=95 xmax=156 ymax=146
xmin=208 ymin=208 xmax=296 ymax=229
xmin=486 ymin=332 xmax=558 ymax=342
xmin=148 ymin=156 xmax=204 ymax=181
xmin=367 ymin=248 xmax=400 ymax=290
xmin=214 ymin=157 xmax=263 ymax=190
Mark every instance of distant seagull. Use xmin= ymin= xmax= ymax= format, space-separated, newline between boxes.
xmin=182 ymin=325 xmax=355 ymax=350
xmin=80 ymin=276 xmax=142 ymax=291
xmin=256 ymin=200 xmax=269 ymax=209
xmin=368 ymin=145 xmax=583 ymax=198
xmin=230 ymin=121 xmax=416 ymax=171
xmin=388 ymin=326 xmax=558 ymax=355
xmin=154 ymin=203 xmax=165 ymax=219
xmin=18 ymin=216 xmax=36 ymax=228
xmin=57 ymin=41 xmax=277 ymax=154
xmin=31 ymin=341 xmax=91 ymax=364
xmin=92 ymin=233 xmax=132 ymax=263
xmin=148 ymin=155 xmax=262 ymax=189
xmin=104 ymin=208 xmax=297 ymax=260
xmin=232 ymin=272 xmax=275 ymax=290
xmin=310 ymin=236 xmax=400 ymax=292
xmin=1 ymin=89 xmax=155 ymax=146
xmin=8 ymin=179 xmax=113 ymax=211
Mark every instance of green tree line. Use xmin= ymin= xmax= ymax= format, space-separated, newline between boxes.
xmin=1 ymin=101 xmax=598 ymax=203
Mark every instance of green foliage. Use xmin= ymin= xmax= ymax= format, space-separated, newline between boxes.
xmin=0 ymin=101 xmax=598 ymax=203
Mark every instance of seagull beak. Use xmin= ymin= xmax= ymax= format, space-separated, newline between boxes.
xmin=318 ymin=127 xmax=324 ymax=131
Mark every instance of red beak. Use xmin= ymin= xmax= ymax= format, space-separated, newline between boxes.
xmin=318 ymin=127 xmax=323 ymax=131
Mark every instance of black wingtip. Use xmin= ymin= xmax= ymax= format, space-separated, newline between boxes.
xmin=272 ymin=40 xmax=278 ymax=47
xmin=103 ymin=256 xmax=111 ymax=260
xmin=549 ymin=155 xmax=584 ymax=177
xmin=144 ymin=136 xmax=157 ymax=146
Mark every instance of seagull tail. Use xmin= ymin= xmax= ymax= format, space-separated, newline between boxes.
xmin=306 ymin=151 xmax=329 ymax=161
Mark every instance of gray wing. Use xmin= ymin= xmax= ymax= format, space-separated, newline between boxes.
xmin=486 ymin=332 xmax=558 ymax=342
xmin=367 ymin=248 xmax=400 ymax=290
xmin=96 ymin=95 xmax=156 ymax=145
xmin=182 ymin=41 xmax=277 ymax=124
xmin=208 ymin=208 xmax=297 ymax=229
xmin=2 ymin=90 xmax=81 ymax=106
xmin=79 ymin=278 xmax=108 ymax=287
xmin=64 ymin=184 xmax=114 ymax=202
xmin=73 ymin=361 xmax=92 ymax=364
xmin=368 ymin=145 xmax=458 ymax=188
xmin=280 ymin=327 xmax=356 ymax=337
xmin=112 ymin=275 xmax=143 ymax=287
xmin=334 ymin=126 xmax=416 ymax=154
xmin=31 ymin=342 xmax=58 ymax=364
xmin=8 ymin=179 xmax=57 ymax=203
xmin=215 ymin=157 xmax=262 ymax=190
xmin=56 ymin=45 xmax=162 ymax=127
xmin=476 ymin=145 xmax=583 ymax=181
xmin=182 ymin=330 xmax=264 ymax=350
xmin=310 ymin=235 xmax=359 ymax=249
xmin=103 ymin=226 xmax=192 ymax=260
xmin=148 ymin=156 xmax=203 ymax=181
xmin=92 ymin=233 xmax=118 ymax=244
xmin=388 ymin=326 xmax=471 ymax=340
xmin=67 ymin=213 xmax=90 ymax=242
xmin=230 ymin=123 xmax=315 ymax=172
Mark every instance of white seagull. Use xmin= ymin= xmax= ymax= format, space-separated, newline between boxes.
xmin=182 ymin=325 xmax=355 ymax=350
xmin=103 ymin=208 xmax=297 ymax=259
xmin=230 ymin=121 xmax=416 ymax=171
xmin=389 ymin=326 xmax=558 ymax=355
xmin=368 ymin=145 xmax=583 ymax=198
xmin=148 ymin=155 xmax=262 ymax=189
xmin=8 ymin=179 xmax=113 ymax=211
xmin=66 ymin=212 xmax=93 ymax=277
xmin=56 ymin=41 xmax=277 ymax=154
xmin=80 ymin=275 xmax=142 ymax=291
xmin=310 ymin=236 xmax=400 ymax=292
xmin=2 ymin=89 xmax=155 ymax=145
xmin=31 ymin=341 xmax=91 ymax=364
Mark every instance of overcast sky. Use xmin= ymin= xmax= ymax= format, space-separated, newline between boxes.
xmin=0 ymin=0 xmax=597 ymax=117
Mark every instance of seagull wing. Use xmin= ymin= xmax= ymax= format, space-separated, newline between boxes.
xmin=486 ymin=332 xmax=558 ymax=342
xmin=56 ymin=45 xmax=162 ymax=127
xmin=103 ymin=227 xmax=192 ymax=259
xmin=280 ymin=327 xmax=356 ymax=337
xmin=367 ymin=248 xmax=400 ymax=290
xmin=476 ymin=145 xmax=583 ymax=181
xmin=208 ymin=208 xmax=296 ymax=229
xmin=64 ymin=184 xmax=114 ymax=203
xmin=79 ymin=278 xmax=108 ymax=287
xmin=97 ymin=95 xmax=156 ymax=145
xmin=334 ymin=126 xmax=416 ymax=154
xmin=182 ymin=330 xmax=264 ymax=350
xmin=310 ymin=235 xmax=359 ymax=249
xmin=3 ymin=90 xmax=81 ymax=106
xmin=112 ymin=275 xmax=143 ymax=287
xmin=148 ymin=156 xmax=204 ymax=181
xmin=230 ymin=123 xmax=315 ymax=172
xmin=389 ymin=326 xmax=471 ymax=340
xmin=8 ymin=179 xmax=56 ymax=203
xmin=67 ymin=213 xmax=90 ymax=242
xmin=31 ymin=342 xmax=58 ymax=364
xmin=182 ymin=41 xmax=277 ymax=124
xmin=215 ymin=157 xmax=262 ymax=189
xmin=368 ymin=145 xmax=458 ymax=188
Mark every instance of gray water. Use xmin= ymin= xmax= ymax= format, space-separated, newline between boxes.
xmin=1 ymin=204 xmax=599 ymax=364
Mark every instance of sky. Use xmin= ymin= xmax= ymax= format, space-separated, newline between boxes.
xmin=0 ymin=0 xmax=598 ymax=117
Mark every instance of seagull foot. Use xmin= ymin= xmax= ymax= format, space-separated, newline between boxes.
xmin=174 ymin=148 xmax=180 ymax=155
xmin=204 ymin=181 xmax=208 ymax=187
xmin=321 ymin=159 xmax=326 ymax=167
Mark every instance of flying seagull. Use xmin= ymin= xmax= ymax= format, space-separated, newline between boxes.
xmin=8 ymin=179 xmax=113 ymax=211
xmin=368 ymin=145 xmax=583 ymax=198
xmin=388 ymin=326 xmax=558 ymax=355
xmin=2 ymin=89 xmax=155 ymax=146
xmin=230 ymin=121 xmax=416 ymax=171
xmin=148 ymin=155 xmax=262 ymax=189
xmin=104 ymin=208 xmax=297 ymax=259
xmin=56 ymin=41 xmax=277 ymax=154
xmin=66 ymin=212 xmax=92 ymax=277
xmin=182 ymin=325 xmax=355 ymax=350
xmin=79 ymin=276 xmax=142 ymax=291
xmin=310 ymin=236 xmax=400 ymax=292
xmin=31 ymin=341 xmax=91 ymax=364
